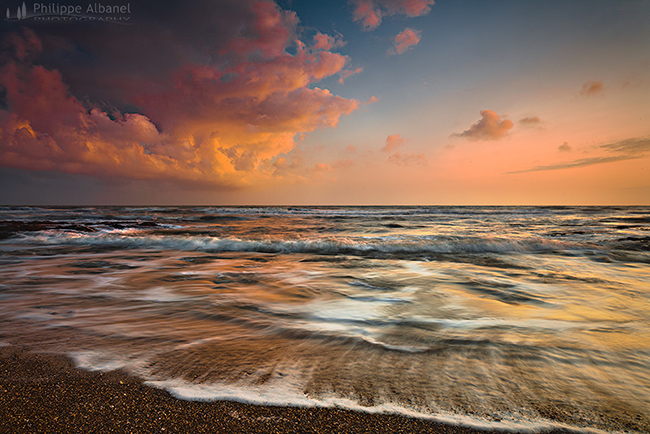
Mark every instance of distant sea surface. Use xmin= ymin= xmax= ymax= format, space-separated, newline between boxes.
xmin=1 ymin=206 xmax=649 ymax=433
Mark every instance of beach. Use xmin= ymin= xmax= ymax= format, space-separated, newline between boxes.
xmin=0 ymin=346 xmax=521 ymax=434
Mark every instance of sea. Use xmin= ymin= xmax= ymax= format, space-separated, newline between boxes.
xmin=0 ymin=206 xmax=648 ymax=433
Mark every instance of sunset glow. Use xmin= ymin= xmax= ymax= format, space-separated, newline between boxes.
xmin=1 ymin=0 xmax=649 ymax=205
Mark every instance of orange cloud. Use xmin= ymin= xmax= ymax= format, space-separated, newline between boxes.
xmin=388 ymin=28 xmax=421 ymax=55
xmin=383 ymin=134 xmax=405 ymax=152
xmin=351 ymin=0 xmax=435 ymax=30
xmin=558 ymin=142 xmax=572 ymax=152
xmin=339 ymin=67 xmax=364 ymax=83
xmin=0 ymin=2 xmax=360 ymax=187
xmin=580 ymin=80 xmax=604 ymax=96
xmin=452 ymin=110 xmax=514 ymax=141
xmin=381 ymin=134 xmax=424 ymax=165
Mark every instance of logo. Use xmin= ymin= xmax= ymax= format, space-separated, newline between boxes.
xmin=6 ymin=2 xmax=27 ymax=20
xmin=4 ymin=2 xmax=133 ymax=24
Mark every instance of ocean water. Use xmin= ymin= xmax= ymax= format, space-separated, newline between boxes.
xmin=0 ymin=206 xmax=648 ymax=433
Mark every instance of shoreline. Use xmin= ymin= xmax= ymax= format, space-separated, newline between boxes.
xmin=0 ymin=346 xmax=574 ymax=434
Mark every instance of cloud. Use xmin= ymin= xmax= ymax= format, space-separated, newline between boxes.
xmin=452 ymin=110 xmax=514 ymax=141
xmin=382 ymin=134 xmax=405 ymax=152
xmin=380 ymin=134 xmax=425 ymax=165
xmin=313 ymin=162 xmax=334 ymax=172
xmin=388 ymin=28 xmax=421 ymax=55
xmin=0 ymin=1 xmax=360 ymax=187
xmin=600 ymin=137 xmax=650 ymax=154
xmin=388 ymin=152 xmax=426 ymax=165
xmin=313 ymin=32 xmax=345 ymax=51
xmin=558 ymin=142 xmax=572 ymax=152
xmin=509 ymin=137 xmax=650 ymax=174
xmin=350 ymin=0 xmax=435 ymax=30
xmin=580 ymin=80 xmax=604 ymax=96
xmin=364 ymin=96 xmax=380 ymax=105
xmin=518 ymin=116 xmax=541 ymax=126
xmin=339 ymin=67 xmax=364 ymax=84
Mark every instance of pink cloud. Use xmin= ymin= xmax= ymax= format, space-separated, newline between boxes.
xmin=452 ymin=110 xmax=514 ymax=141
xmin=351 ymin=0 xmax=435 ymax=30
xmin=388 ymin=28 xmax=421 ymax=55
xmin=0 ymin=1 xmax=360 ymax=187
xmin=226 ymin=1 xmax=299 ymax=59
xmin=313 ymin=32 xmax=344 ymax=51
xmin=580 ymin=80 xmax=604 ymax=96
xmin=382 ymin=134 xmax=425 ymax=165
xmin=0 ymin=61 xmax=206 ymax=182
xmin=383 ymin=134 xmax=405 ymax=152
xmin=351 ymin=0 xmax=382 ymax=30
xmin=339 ymin=67 xmax=364 ymax=83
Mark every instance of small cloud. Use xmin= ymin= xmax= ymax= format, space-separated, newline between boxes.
xmin=313 ymin=32 xmax=345 ymax=51
xmin=351 ymin=0 xmax=435 ymax=30
xmin=313 ymin=162 xmax=333 ymax=172
xmin=345 ymin=145 xmax=357 ymax=153
xmin=388 ymin=28 xmax=421 ymax=55
xmin=351 ymin=0 xmax=381 ymax=30
xmin=363 ymin=95 xmax=379 ymax=105
xmin=452 ymin=110 xmax=514 ymax=141
xmin=558 ymin=142 xmax=572 ymax=152
xmin=388 ymin=152 xmax=426 ymax=166
xmin=339 ymin=67 xmax=363 ymax=84
xmin=580 ymin=80 xmax=604 ymax=96
xmin=519 ymin=116 xmax=541 ymax=126
xmin=380 ymin=133 xmax=424 ymax=165
xmin=382 ymin=134 xmax=405 ymax=152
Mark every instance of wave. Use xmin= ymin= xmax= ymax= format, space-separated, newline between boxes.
xmin=9 ymin=231 xmax=579 ymax=257
xmin=69 ymin=348 xmax=612 ymax=434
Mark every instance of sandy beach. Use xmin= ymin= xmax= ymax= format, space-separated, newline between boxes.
xmin=0 ymin=346 xmax=579 ymax=434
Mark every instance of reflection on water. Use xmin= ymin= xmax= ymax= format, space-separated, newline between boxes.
xmin=0 ymin=206 xmax=649 ymax=432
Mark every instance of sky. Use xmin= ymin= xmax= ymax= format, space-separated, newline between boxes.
xmin=0 ymin=0 xmax=649 ymax=205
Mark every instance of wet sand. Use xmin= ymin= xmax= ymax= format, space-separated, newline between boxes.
xmin=0 ymin=346 xmax=574 ymax=434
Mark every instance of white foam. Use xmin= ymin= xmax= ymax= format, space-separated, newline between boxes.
xmin=71 ymin=350 xmax=147 ymax=373
xmin=137 ymin=286 xmax=197 ymax=303
xmin=306 ymin=298 xmax=387 ymax=323
xmin=144 ymin=376 xmax=612 ymax=434
xmin=360 ymin=336 xmax=429 ymax=353
xmin=17 ymin=231 xmax=576 ymax=257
